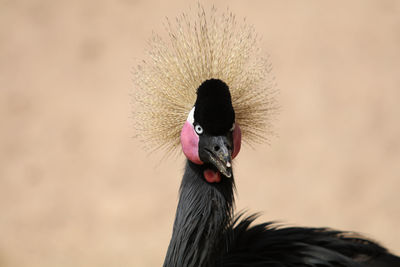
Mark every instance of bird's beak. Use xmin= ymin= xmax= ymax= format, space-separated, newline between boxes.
xmin=199 ymin=135 xmax=233 ymax=178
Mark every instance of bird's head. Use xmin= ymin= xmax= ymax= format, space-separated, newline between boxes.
xmin=180 ymin=79 xmax=241 ymax=183
xmin=133 ymin=6 xmax=275 ymax=175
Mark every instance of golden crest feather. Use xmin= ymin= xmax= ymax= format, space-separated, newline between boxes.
xmin=132 ymin=4 xmax=276 ymax=154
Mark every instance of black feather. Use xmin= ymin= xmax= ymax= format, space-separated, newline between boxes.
xmin=222 ymin=213 xmax=400 ymax=267
xmin=164 ymin=161 xmax=400 ymax=267
xmin=194 ymin=79 xmax=235 ymax=135
xmin=163 ymin=161 xmax=235 ymax=267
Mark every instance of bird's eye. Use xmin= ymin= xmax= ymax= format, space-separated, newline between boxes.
xmin=194 ymin=124 xmax=203 ymax=135
xmin=230 ymin=123 xmax=235 ymax=131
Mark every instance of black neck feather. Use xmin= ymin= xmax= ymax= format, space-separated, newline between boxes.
xmin=163 ymin=161 xmax=235 ymax=267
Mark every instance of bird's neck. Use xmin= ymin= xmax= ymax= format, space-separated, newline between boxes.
xmin=163 ymin=160 xmax=235 ymax=267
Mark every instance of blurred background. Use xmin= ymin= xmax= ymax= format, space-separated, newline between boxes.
xmin=1 ymin=0 xmax=399 ymax=266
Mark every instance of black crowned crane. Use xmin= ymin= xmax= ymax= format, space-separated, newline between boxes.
xmin=132 ymin=5 xmax=400 ymax=267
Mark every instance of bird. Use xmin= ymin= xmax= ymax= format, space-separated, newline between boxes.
xmin=132 ymin=5 xmax=400 ymax=267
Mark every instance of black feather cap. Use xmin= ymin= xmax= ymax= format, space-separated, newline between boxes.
xmin=194 ymin=79 xmax=235 ymax=135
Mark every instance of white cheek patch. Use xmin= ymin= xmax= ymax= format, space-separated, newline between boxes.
xmin=187 ymin=107 xmax=195 ymax=124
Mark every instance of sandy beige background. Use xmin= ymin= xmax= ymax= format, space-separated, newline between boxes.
xmin=1 ymin=0 xmax=399 ymax=266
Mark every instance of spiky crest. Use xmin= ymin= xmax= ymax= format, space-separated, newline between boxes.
xmin=132 ymin=4 xmax=276 ymax=154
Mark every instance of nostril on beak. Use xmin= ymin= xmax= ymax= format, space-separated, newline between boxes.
xmin=214 ymin=145 xmax=220 ymax=152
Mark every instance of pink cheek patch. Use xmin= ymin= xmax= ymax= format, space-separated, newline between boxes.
xmin=232 ymin=124 xmax=242 ymax=159
xmin=180 ymin=121 xmax=203 ymax=165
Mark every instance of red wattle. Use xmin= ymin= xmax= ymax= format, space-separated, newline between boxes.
xmin=203 ymin=169 xmax=221 ymax=183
